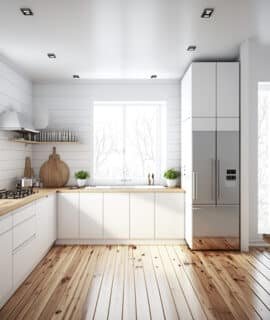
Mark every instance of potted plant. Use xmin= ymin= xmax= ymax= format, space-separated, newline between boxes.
xmin=163 ymin=168 xmax=180 ymax=188
xmin=75 ymin=170 xmax=90 ymax=187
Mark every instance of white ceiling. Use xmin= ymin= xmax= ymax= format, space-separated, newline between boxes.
xmin=0 ymin=0 xmax=266 ymax=81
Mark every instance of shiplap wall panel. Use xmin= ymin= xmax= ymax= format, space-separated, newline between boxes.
xmin=0 ymin=59 xmax=32 ymax=189
xmin=32 ymin=81 xmax=180 ymax=185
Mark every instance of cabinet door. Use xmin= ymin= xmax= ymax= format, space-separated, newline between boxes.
xmin=13 ymin=235 xmax=37 ymax=288
xmin=80 ymin=193 xmax=103 ymax=239
xmin=192 ymin=63 xmax=216 ymax=117
xmin=36 ymin=197 xmax=49 ymax=257
xmin=104 ymin=193 xmax=129 ymax=239
xmin=155 ymin=193 xmax=184 ymax=239
xmin=0 ymin=229 xmax=12 ymax=308
xmin=58 ymin=193 xmax=79 ymax=239
xmin=217 ymin=62 xmax=239 ymax=117
xmin=181 ymin=66 xmax=192 ymax=121
xmin=47 ymin=194 xmax=57 ymax=245
xmin=130 ymin=193 xmax=155 ymax=239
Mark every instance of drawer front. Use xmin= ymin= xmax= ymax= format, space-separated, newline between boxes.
xmin=13 ymin=204 xmax=35 ymax=226
xmin=0 ymin=215 xmax=12 ymax=235
xmin=0 ymin=230 xmax=13 ymax=308
xmin=13 ymin=235 xmax=37 ymax=288
xmin=13 ymin=215 xmax=36 ymax=250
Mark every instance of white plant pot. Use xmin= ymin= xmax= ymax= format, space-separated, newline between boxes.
xmin=166 ymin=179 xmax=177 ymax=188
xmin=77 ymin=179 xmax=87 ymax=188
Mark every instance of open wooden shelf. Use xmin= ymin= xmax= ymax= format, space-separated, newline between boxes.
xmin=13 ymin=139 xmax=79 ymax=145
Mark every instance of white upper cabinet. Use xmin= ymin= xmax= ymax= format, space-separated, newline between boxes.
xmin=80 ymin=193 xmax=103 ymax=239
xmin=181 ymin=66 xmax=192 ymax=121
xmin=181 ymin=62 xmax=239 ymax=119
xmin=191 ymin=63 xmax=216 ymax=118
xmin=130 ymin=193 xmax=155 ymax=239
xmin=217 ymin=62 xmax=239 ymax=117
xmin=58 ymin=193 xmax=79 ymax=239
xmin=104 ymin=193 xmax=129 ymax=239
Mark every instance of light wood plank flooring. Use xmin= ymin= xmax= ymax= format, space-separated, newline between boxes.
xmin=1 ymin=245 xmax=270 ymax=320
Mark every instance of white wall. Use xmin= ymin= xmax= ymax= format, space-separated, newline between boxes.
xmin=0 ymin=57 xmax=32 ymax=189
xmin=240 ymin=38 xmax=270 ymax=248
xmin=32 ymin=80 xmax=181 ymax=185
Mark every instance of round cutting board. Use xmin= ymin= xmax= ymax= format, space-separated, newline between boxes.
xmin=39 ymin=147 xmax=70 ymax=187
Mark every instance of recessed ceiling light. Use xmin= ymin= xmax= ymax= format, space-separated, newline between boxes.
xmin=20 ymin=8 xmax=33 ymax=16
xmin=150 ymin=75 xmax=157 ymax=79
xmin=201 ymin=8 xmax=214 ymax=19
xmin=187 ymin=45 xmax=197 ymax=52
xmin=47 ymin=53 xmax=56 ymax=59
xmin=73 ymin=75 xmax=80 ymax=79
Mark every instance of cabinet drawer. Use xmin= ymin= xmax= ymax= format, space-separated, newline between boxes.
xmin=13 ymin=204 xmax=35 ymax=226
xmin=13 ymin=215 xmax=36 ymax=250
xmin=13 ymin=235 xmax=37 ymax=288
xmin=0 ymin=215 xmax=12 ymax=235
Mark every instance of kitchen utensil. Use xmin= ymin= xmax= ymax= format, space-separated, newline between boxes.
xmin=24 ymin=157 xmax=33 ymax=178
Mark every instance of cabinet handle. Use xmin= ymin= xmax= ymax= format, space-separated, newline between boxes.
xmin=12 ymin=234 xmax=36 ymax=254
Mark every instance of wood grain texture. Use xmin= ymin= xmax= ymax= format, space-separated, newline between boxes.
xmin=1 ymin=245 xmax=270 ymax=320
xmin=39 ymin=147 xmax=69 ymax=187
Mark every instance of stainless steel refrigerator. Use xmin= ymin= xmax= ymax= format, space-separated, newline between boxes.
xmin=190 ymin=123 xmax=240 ymax=250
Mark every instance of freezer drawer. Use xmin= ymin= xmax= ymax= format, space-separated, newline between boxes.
xmin=191 ymin=205 xmax=240 ymax=250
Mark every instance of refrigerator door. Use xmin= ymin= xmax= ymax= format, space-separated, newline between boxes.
xmin=217 ymin=119 xmax=240 ymax=205
xmin=192 ymin=131 xmax=216 ymax=205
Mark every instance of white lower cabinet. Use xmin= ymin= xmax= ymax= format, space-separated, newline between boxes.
xmin=58 ymin=193 xmax=79 ymax=239
xmin=0 ymin=216 xmax=12 ymax=308
xmin=80 ymin=193 xmax=103 ymax=239
xmin=104 ymin=193 xmax=129 ymax=239
xmin=13 ymin=235 xmax=37 ymax=288
xmin=130 ymin=193 xmax=155 ymax=239
xmin=155 ymin=193 xmax=185 ymax=239
xmin=47 ymin=194 xmax=57 ymax=245
xmin=36 ymin=194 xmax=56 ymax=259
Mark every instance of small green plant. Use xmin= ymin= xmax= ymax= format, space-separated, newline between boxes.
xmin=163 ymin=168 xmax=180 ymax=180
xmin=75 ymin=170 xmax=90 ymax=180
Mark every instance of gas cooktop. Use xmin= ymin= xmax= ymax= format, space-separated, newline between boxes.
xmin=0 ymin=187 xmax=35 ymax=199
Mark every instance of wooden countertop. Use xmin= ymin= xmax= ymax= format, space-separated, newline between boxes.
xmin=0 ymin=189 xmax=56 ymax=218
xmin=0 ymin=186 xmax=184 ymax=217
xmin=57 ymin=186 xmax=184 ymax=193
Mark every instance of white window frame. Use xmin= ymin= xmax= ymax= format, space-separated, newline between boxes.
xmin=91 ymin=101 xmax=167 ymax=185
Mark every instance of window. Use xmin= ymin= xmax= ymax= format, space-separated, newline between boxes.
xmin=258 ymin=83 xmax=270 ymax=234
xmin=93 ymin=101 xmax=166 ymax=184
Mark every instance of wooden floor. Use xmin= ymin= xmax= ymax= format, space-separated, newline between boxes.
xmin=1 ymin=245 xmax=270 ymax=320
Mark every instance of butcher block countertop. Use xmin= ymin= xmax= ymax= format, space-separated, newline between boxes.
xmin=0 ymin=188 xmax=56 ymax=217
xmin=0 ymin=186 xmax=184 ymax=217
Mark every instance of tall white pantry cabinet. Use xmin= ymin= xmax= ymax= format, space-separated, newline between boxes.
xmin=181 ymin=62 xmax=240 ymax=250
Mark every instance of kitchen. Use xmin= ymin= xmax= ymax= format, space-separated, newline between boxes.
xmin=0 ymin=1 xmax=270 ymax=319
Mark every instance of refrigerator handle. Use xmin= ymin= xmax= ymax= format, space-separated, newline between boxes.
xmin=211 ymin=159 xmax=215 ymax=201
xmin=217 ymin=159 xmax=221 ymax=199
xmin=192 ymin=172 xmax=197 ymax=200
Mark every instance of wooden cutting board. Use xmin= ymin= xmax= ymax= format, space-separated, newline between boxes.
xmin=24 ymin=157 xmax=34 ymax=178
xmin=39 ymin=147 xmax=69 ymax=187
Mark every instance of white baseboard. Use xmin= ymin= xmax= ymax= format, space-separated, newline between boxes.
xmin=56 ymin=239 xmax=186 ymax=245
xmin=249 ymin=240 xmax=270 ymax=247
